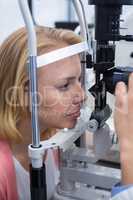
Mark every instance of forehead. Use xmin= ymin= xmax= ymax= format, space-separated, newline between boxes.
xmin=37 ymin=54 xmax=81 ymax=84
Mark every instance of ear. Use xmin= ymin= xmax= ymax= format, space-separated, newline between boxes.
xmin=24 ymin=80 xmax=29 ymax=93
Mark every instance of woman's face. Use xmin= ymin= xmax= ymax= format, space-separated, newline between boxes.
xmin=37 ymin=51 xmax=85 ymax=130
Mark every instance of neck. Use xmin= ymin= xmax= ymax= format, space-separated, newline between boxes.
xmin=12 ymin=117 xmax=57 ymax=171
xmin=12 ymin=117 xmax=32 ymax=171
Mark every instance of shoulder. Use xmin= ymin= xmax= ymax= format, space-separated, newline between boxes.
xmin=0 ymin=140 xmax=12 ymax=199
xmin=0 ymin=140 xmax=13 ymax=173
xmin=0 ymin=140 xmax=18 ymax=200
xmin=0 ymin=140 xmax=12 ymax=174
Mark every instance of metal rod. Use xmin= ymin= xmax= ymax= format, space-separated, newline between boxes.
xmin=18 ymin=0 xmax=40 ymax=148
xmin=29 ymin=56 xmax=40 ymax=147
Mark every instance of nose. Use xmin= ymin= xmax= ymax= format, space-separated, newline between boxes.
xmin=72 ymin=83 xmax=86 ymax=105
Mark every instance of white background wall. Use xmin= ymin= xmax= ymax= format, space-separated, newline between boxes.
xmin=0 ymin=0 xmax=94 ymax=44
xmin=0 ymin=0 xmax=67 ymax=43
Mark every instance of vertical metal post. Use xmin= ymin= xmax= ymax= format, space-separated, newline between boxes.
xmin=18 ymin=1 xmax=47 ymax=199
xmin=29 ymin=56 xmax=40 ymax=147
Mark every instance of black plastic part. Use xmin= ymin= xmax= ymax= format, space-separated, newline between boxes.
xmin=55 ymin=21 xmax=79 ymax=31
xmin=95 ymin=5 xmax=122 ymax=41
xmin=104 ymin=66 xmax=133 ymax=94
xmin=119 ymin=35 xmax=133 ymax=41
xmin=89 ymin=0 xmax=133 ymax=5
xmin=86 ymin=53 xmax=93 ymax=68
xmin=90 ymin=66 xmax=133 ymax=95
xmin=89 ymin=0 xmax=133 ymax=42
xmin=30 ymin=164 xmax=47 ymax=200
xmin=90 ymin=104 xmax=112 ymax=128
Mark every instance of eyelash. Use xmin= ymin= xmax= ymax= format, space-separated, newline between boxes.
xmin=59 ymin=83 xmax=70 ymax=91
xmin=58 ymin=77 xmax=81 ymax=92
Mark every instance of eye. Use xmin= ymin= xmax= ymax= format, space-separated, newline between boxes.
xmin=58 ymin=83 xmax=70 ymax=91
xmin=78 ymin=76 xmax=82 ymax=85
xmin=78 ymin=76 xmax=81 ymax=82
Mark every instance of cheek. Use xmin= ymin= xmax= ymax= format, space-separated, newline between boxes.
xmin=38 ymin=90 xmax=78 ymax=129
xmin=39 ymin=86 xmax=59 ymax=108
xmin=38 ymin=82 xmax=74 ymax=109
xmin=38 ymin=86 xmax=74 ymax=120
xmin=58 ymin=92 xmax=73 ymax=108
xmin=50 ymin=91 xmax=74 ymax=115
xmin=38 ymin=88 xmax=66 ymax=117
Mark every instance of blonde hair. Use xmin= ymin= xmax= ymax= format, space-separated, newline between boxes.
xmin=0 ymin=26 xmax=82 ymax=143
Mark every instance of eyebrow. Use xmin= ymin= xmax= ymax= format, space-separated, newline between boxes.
xmin=60 ymin=76 xmax=75 ymax=81
xmin=59 ymin=75 xmax=81 ymax=81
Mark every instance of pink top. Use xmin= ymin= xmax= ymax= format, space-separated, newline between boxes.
xmin=0 ymin=140 xmax=18 ymax=200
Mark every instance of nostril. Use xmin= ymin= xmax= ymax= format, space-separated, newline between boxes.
xmin=72 ymin=95 xmax=85 ymax=105
xmin=73 ymin=95 xmax=81 ymax=104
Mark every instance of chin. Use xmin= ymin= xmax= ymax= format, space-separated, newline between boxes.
xmin=61 ymin=119 xmax=78 ymax=129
